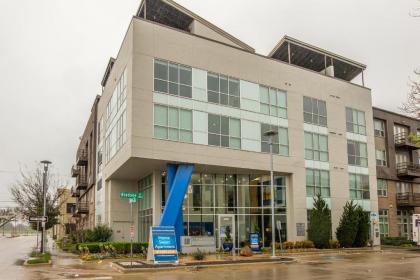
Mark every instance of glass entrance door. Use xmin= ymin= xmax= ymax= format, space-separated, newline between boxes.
xmin=218 ymin=214 xmax=235 ymax=251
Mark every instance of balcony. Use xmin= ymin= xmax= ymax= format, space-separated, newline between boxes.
xmin=76 ymin=172 xmax=87 ymax=190
xmin=396 ymin=162 xmax=420 ymax=178
xmin=75 ymin=202 xmax=89 ymax=214
xmin=396 ymin=192 xmax=420 ymax=207
xmin=71 ymin=187 xmax=80 ymax=198
xmin=71 ymin=165 xmax=79 ymax=177
xmin=76 ymin=148 xmax=88 ymax=166
xmin=394 ymin=132 xmax=419 ymax=150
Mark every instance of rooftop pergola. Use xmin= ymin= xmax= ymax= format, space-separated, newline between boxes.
xmin=269 ymin=36 xmax=366 ymax=85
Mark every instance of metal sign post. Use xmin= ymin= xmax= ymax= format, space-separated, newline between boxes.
xmin=119 ymin=192 xmax=143 ymax=268
xmin=276 ymin=220 xmax=283 ymax=252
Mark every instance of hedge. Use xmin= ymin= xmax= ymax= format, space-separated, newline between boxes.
xmin=381 ymin=237 xmax=415 ymax=246
xmin=77 ymin=242 xmax=148 ymax=254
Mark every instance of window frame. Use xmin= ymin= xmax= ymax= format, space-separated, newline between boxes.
xmin=304 ymin=132 xmax=329 ymax=162
xmin=153 ymin=104 xmax=193 ymax=143
xmin=349 ymin=173 xmax=370 ymax=200
xmin=375 ymin=149 xmax=387 ymax=166
xmin=207 ymin=113 xmax=241 ymax=149
xmin=374 ymin=119 xmax=385 ymax=137
xmin=260 ymin=123 xmax=289 ymax=156
xmin=154 ymin=59 xmax=192 ymax=98
xmin=207 ymin=72 xmax=240 ymax=108
xmin=347 ymin=140 xmax=368 ymax=167
xmin=346 ymin=107 xmax=366 ymax=135
xmin=303 ymin=96 xmax=327 ymax=127
xmin=377 ymin=179 xmax=388 ymax=197
xmin=306 ymin=168 xmax=330 ymax=197
xmin=259 ymin=85 xmax=287 ymax=119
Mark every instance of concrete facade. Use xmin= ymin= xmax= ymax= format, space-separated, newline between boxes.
xmin=88 ymin=0 xmax=379 ymax=246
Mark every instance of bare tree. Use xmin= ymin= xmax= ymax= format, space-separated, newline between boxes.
xmin=400 ymin=70 xmax=420 ymax=119
xmin=410 ymin=0 xmax=420 ymax=17
xmin=9 ymin=165 xmax=65 ymax=230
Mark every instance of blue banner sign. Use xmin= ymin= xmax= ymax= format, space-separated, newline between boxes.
xmin=249 ymin=232 xmax=260 ymax=252
xmin=151 ymin=226 xmax=178 ymax=263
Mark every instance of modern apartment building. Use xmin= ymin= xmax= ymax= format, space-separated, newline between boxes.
xmin=373 ymin=107 xmax=420 ymax=239
xmin=71 ymin=96 xmax=100 ymax=230
xmin=92 ymin=0 xmax=380 ymax=247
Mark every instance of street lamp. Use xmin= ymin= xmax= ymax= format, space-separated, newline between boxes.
xmin=40 ymin=160 xmax=51 ymax=254
xmin=263 ymin=130 xmax=278 ymax=258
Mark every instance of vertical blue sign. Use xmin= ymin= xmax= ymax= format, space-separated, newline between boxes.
xmin=249 ymin=233 xmax=260 ymax=252
xmin=151 ymin=226 xmax=178 ymax=263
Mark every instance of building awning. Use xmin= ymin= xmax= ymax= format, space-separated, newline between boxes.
xmin=269 ymin=36 xmax=366 ymax=82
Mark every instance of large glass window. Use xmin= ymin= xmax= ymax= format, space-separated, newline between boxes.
xmin=374 ymin=119 xmax=385 ymax=137
xmin=208 ymin=114 xmax=241 ymax=149
xmin=207 ymin=73 xmax=240 ymax=108
xmin=177 ymin=173 xmax=287 ymax=248
xmin=259 ymin=86 xmax=287 ymax=118
xmin=304 ymin=132 xmax=328 ymax=162
xmin=154 ymin=104 xmax=193 ymax=143
xmin=376 ymin=149 xmax=387 ymax=166
xmin=138 ymin=175 xmax=153 ymax=242
xmin=396 ymin=182 xmax=411 ymax=194
xmin=379 ymin=209 xmax=389 ymax=238
xmin=377 ymin=179 xmax=388 ymax=197
xmin=154 ymin=59 xmax=192 ymax=98
xmin=261 ymin=124 xmax=289 ymax=156
xmin=306 ymin=169 xmax=330 ymax=197
xmin=397 ymin=209 xmax=413 ymax=239
xmin=347 ymin=140 xmax=368 ymax=167
xmin=346 ymin=108 xmax=366 ymax=135
xmin=349 ymin=173 xmax=370 ymax=199
xmin=303 ymin=96 xmax=327 ymax=126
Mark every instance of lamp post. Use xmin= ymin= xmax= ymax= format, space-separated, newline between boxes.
xmin=40 ymin=160 xmax=51 ymax=253
xmin=264 ymin=130 xmax=278 ymax=258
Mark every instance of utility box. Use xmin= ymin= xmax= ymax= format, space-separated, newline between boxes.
xmin=180 ymin=236 xmax=216 ymax=254
xmin=412 ymin=214 xmax=420 ymax=245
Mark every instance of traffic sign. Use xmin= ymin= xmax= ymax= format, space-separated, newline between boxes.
xmin=120 ymin=192 xmax=144 ymax=199
xmin=29 ymin=216 xmax=48 ymax=223
xmin=130 ymin=225 xmax=135 ymax=238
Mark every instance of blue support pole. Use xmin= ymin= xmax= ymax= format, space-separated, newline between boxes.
xmin=160 ymin=164 xmax=194 ymax=251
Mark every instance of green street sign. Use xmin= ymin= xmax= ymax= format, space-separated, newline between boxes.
xmin=120 ymin=192 xmax=144 ymax=199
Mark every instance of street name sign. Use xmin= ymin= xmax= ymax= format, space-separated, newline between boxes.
xmin=120 ymin=192 xmax=144 ymax=199
xmin=29 ymin=216 xmax=48 ymax=223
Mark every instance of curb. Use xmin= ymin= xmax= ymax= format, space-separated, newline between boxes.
xmin=112 ymin=257 xmax=296 ymax=273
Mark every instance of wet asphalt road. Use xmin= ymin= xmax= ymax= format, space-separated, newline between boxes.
xmin=4 ymin=235 xmax=420 ymax=280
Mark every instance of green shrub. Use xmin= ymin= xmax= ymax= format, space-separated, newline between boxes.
xmin=303 ymin=240 xmax=315 ymax=248
xmin=76 ymin=242 xmax=148 ymax=254
xmin=353 ymin=206 xmax=370 ymax=247
xmin=294 ymin=241 xmax=304 ymax=249
xmin=282 ymin=241 xmax=294 ymax=249
xmin=381 ymin=237 xmax=415 ymax=246
xmin=191 ymin=249 xmax=205 ymax=260
xmin=308 ymin=194 xmax=332 ymax=249
xmin=329 ymin=240 xmax=340 ymax=248
xmin=336 ymin=201 xmax=359 ymax=247
xmin=27 ymin=252 xmax=51 ymax=264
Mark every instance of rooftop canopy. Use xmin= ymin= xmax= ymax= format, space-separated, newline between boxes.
xmin=136 ymin=0 xmax=254 ymax=52
xmin=269 ymin=36 xmax=366 ymax=84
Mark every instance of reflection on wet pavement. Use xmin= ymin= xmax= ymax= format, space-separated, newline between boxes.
xmin=4 ymin=236 xmax=420 ymax=280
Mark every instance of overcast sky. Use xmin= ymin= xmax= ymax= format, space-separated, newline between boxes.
xmin=0 ymin=0 xmax=419 ymax=206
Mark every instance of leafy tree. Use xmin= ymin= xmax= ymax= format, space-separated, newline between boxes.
xmin=336 ymin=201 xmax=359 ymax=247
xmin=10 ymin=166 xmax=64 ymax=231
xmin=307 ymin=194 xmax=332 ymax=248
xmin=354 ymin=206 xmax=370 ymax=247
xmin=401 ymin=70 xmax=420 ymax=119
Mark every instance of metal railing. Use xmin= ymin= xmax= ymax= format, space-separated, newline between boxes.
xmin=396 ymin=162 xmax=420 ymax=177
xmin=71 ymin=165 xmax=79 ymax=177
xmin=76 ymin=148 xmax=88 ymax=165
xmin=396 ymin=192 xmax=420 ymax=207
xmin=76 ymin=202 xmax=89 ymax=214
xmin=394 ymin=132 xmax=418 ymax=148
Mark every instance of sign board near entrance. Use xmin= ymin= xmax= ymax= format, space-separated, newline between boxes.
xmin=150 ymin=226 xmax=178 ymax=263
xmin=296 ymin=223 xmax=305 ymax=236
xmin=249 ymin=233 xmax=260 ymax=252
xmin=120 ymin=192 xmax=144 ymax=199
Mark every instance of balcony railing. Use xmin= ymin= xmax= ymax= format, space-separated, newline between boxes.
xmin=76 ymin=171 xmax=87 ymax=190
xmin=76 ymin=148 xmax=88 ymax=166
xmin=396 ymin=162 xmax=420 ymax=178
xmin=76 ymin=202 xmax=89 ymax=214
xmin=396 ymin=192 xmax=420 ymax=207
xmin=71 ymin=165 xmax=79 ymax=177
xmin=394 ymin=132 xmax=419 ymax=150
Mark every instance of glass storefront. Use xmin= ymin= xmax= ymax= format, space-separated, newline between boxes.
xmin=162 ymin=173 xmax=287 ymax=247
xmin=138 ymin=175 xmax=153 ymax=242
